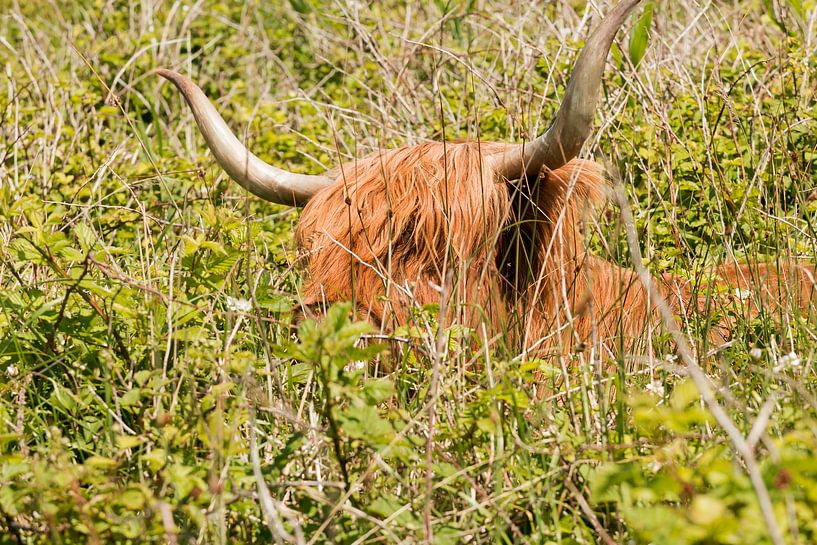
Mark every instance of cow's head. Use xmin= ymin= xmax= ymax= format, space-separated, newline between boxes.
xmin=157 ymin=1 xmax=643 ymax=347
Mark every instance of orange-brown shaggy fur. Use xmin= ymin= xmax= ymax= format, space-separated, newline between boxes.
xmin=296 ymin=141 xmax=815 ymax=356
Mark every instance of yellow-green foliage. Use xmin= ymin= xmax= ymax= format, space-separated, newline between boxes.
xmin=1 ymin=1 xmax=816 ymax=543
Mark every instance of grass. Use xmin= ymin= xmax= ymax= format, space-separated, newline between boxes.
xmin=1 ymin=0 xmax=817 ymax=543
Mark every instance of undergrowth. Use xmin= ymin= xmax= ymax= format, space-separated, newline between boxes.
xmin=1 ymin=1 xmax=816 ymax=543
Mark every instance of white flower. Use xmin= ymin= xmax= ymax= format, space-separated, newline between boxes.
xmin=226 ymin=296 xmax=252 ymax=313
xmin=664 ymin=354 xmax=678 ymax=363
xmin=345 ymin=360 xmax=367 ymax=372
xmin=774 ymin=351 xmax=801 ymax=372
xmin=734 ymin=288 xmax=752 ymax=301
xmin=645 ymin=380 xmax=665 ymax=396
xmin=749 ymin=347 xmax=763 ymax=360
xmin=6 ymin=365 xmax=18 ymax=377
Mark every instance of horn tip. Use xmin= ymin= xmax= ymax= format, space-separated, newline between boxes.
xmin=155 ymin=68 xmax=183 ymax=84
xmin=154 ymin=68 xmax=197 ymax=96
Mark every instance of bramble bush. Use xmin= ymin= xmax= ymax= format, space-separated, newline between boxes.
xmin=1 ymin=0 xmax=816 ymax=543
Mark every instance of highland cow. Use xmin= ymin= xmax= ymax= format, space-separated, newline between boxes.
xmin=157 ymin=0 xmax=814 ymax=359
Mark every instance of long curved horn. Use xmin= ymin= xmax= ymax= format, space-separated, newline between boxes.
xmin=495 ymin=0 xmax=642 ymax=180
xmin=156 ymin=69 xmax=333 ymax=206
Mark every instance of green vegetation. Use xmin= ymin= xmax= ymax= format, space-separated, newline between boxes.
xmin=1 ymin=0 xmax=816 ymax=543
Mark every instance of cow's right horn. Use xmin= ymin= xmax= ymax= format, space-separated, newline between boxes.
xmin=156 ymin=69 xmax=334 ymax=207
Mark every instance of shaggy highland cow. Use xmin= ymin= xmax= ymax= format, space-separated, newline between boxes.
xmin=157 ymin=0 xmax=814 ymax=359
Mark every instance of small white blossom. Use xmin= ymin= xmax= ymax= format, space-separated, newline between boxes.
xmin=345 ymin=360 xmax=367 ymax=372
xmin=734 ymin=288 xmax=752 ymax=301
xmin=774 ymin=351 xmax=801 ymax=372
xmin=6 ymin=365 xmax=18 ymax=377
xmin=664 ymin=354 xmax=678 ymax=363
xmin=226 ymin=296 xmax=252 ymax=313
xmin=749 ymin=347 xmax=763 ymax=360
xmin=645 ymin=380 xmax=665 ymax=396
xmin=648 ymin=460 xmax=663 ymax=473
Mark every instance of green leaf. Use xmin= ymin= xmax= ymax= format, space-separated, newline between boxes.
xmin=58 ymin=245 xmax=85 ymax=261
xmin=74 ymin=222 xmax=97 ymax=252
xmin=116 ymin=435 xmax=143 ymax=450
xmin=173 ymin=326 xmax=208 ymax=342
xmin=51 ymin=384 xmax=78 ymax=412
xmin=628 ymin=2 xmax=653 ymax=67
xmin=338 ymin=404 xmax=394 ymax=446
xmin=362 ymin=378 xmax=394 ymax=405
xmin=182 ymin=235 xmax=200 ymax=257
xmin=368 ymin=495 xmax=419 ymax=528
xmin=688 ymin=495 xmax=727 ymax=526
xmin=85 ymin=456 xmax=119 ymax=470
xmin=134 ymin=370 xmax=153 ymax=387
xmin=288 ymin=0 xmax=311 ymax=14
xmin=118 ymin=489 xmax=145 ymax=510
xmin=120 ymin=388 xmax=142 ymax=407
xmin=207 ymin=251 xmax=241 ymax=276
xmin=142 ymin=449 xmax=167 ymax=472
xmin=762 ymin=0 xmax=786 ymax=33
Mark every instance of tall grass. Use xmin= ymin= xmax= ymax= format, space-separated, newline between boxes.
xmin=1 ymin=1 xmax=816 ymax=543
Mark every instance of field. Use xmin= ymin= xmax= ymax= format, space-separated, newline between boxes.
xmin=1 ymin=0 xmax=817 ymax=543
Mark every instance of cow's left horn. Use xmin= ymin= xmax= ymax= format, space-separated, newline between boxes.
xmin=156 ymin=69 xmax=333 ymax=206
xmin=495 ymin=0 xmax=642 ymax=180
